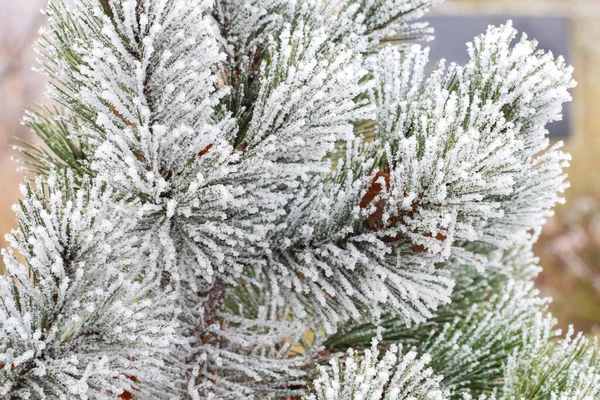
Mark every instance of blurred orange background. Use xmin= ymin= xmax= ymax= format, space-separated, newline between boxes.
xmin=1 ymin=0 xmax=600 ymax=333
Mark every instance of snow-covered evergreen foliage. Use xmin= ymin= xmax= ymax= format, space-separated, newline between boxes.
xmin=0 ymin=173 xmax=178 ymax=398
xmin=2 ymin=0 xmax=597 ymax=398
xmin=304 ymin=339 xmax=446 ymax=400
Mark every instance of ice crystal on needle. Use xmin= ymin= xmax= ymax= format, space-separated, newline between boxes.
xmin=3 ymin=0 xmax=596 ymax=398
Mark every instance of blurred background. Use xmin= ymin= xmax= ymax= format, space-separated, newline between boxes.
xmin=1 ymin=0 xmax=600 ymax=333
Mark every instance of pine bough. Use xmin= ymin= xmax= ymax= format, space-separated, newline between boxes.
xmin=1 ymin=0 xmax=596 ymax=399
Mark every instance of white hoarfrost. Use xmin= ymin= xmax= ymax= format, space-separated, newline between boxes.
xmin=0 ymin=173 xmax=178 ymax=398
xmin=304 ymin=339 xmax=446 ymax=400
xmin=369 ymin=22 xmax=573 ymax=267
xmin=1 ymin=0 xmax=590 ymax=398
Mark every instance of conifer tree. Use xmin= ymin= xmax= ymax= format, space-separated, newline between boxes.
xmin=1 ymin=0 xmax=596 ymax=398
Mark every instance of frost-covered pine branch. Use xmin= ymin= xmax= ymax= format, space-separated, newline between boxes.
xmin=304 ymin=339 xmax=446 ymax=400
xmin=320 ymin=246 xmax=600 ymax=399
xmin=0 ymin=172 xmax=178 ymax=398
xmin=2 ymin=0 xmax=597 ymax=398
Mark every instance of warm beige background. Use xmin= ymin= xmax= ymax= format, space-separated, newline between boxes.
xmin=1 ymin=0 xmax=600 ymax=331
xmin=0 ymin=0 xmax=48 ymax=256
